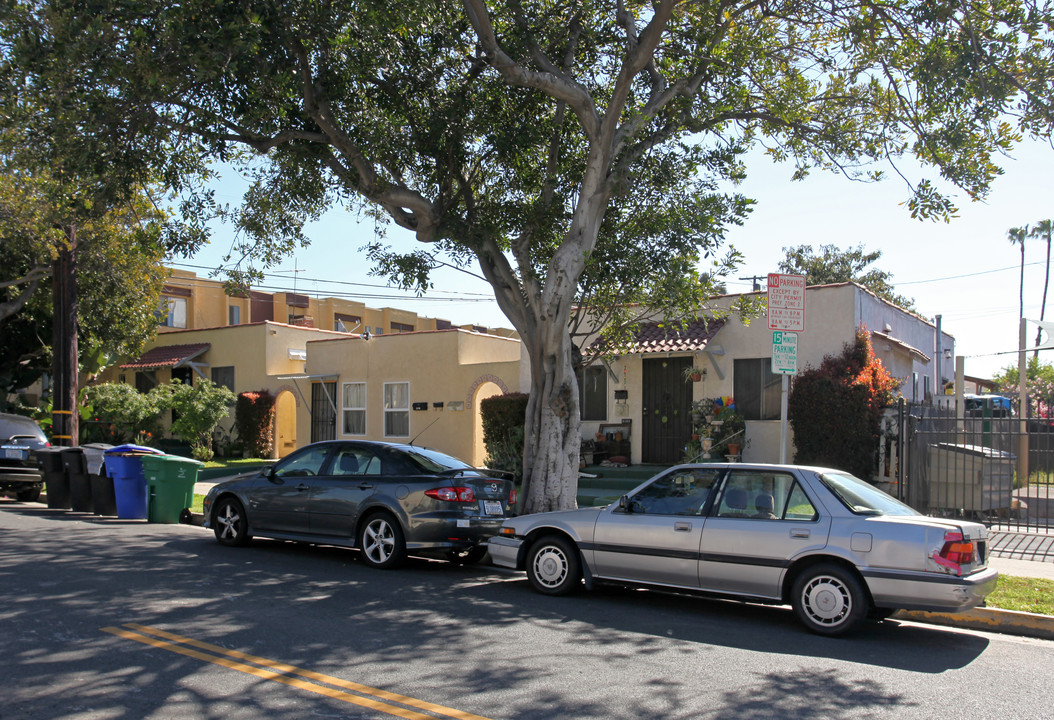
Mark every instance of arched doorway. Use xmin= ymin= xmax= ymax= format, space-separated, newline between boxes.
xmin=471 ymin=382 xmax=505 ymax=468
xmin=274 ymin=390 xmax=298 ymax=458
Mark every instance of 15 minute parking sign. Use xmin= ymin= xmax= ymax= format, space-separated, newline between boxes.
xmin=771 ymin=331 xmax=798 ymax=374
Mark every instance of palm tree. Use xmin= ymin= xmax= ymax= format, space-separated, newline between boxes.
xmin=1031 ymin=220 xmax=1053 ymax=357
xmin=1008 ymin=226 xmax=1029 ymax=321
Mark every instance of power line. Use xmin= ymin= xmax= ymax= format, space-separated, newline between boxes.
xmin=898 ymin=261 xmax=1045 ymax=285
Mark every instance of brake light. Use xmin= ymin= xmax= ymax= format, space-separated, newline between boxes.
xmin=509 ymin=488 xmax=517 ymax=506
xmin=934 ymin=531 xmax=976 ymax=575
xmin=426 ymin=486 xmax=476 ymax=503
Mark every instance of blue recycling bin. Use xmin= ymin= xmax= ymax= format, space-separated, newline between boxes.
xmin=105 ymin=444 xmax=164 ymax=519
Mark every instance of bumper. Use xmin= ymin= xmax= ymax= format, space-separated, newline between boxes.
xmin=864 ymin=566 xmax=999 ymax=613
xmin=0 ymin=467 xmax=44 ymax=488
xmin=487 ymin=535 xmax=523 ymax=569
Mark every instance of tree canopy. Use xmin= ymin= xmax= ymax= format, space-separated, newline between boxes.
xmin=5 ymin=0 xmax=1052 ymax=508
xmin=779 ymin=244 xmax=917 ymax=311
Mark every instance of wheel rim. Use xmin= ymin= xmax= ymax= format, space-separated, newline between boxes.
xmin=800 ymin=574 xmax=852 ymax=627
xmin=532 ymin=545 xmax=569 ymax=589
xmin=363 ymin=518 xmax=395 ymax=564
xmin=217 ymin=503 xmax=241 ymax=541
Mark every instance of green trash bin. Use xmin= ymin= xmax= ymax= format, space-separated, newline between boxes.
xmin=141 ymin=454 xmax=204 ymax=524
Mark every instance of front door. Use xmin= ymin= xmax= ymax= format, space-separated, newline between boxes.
xmin=641 ymin=357 xmax=693 ymax=463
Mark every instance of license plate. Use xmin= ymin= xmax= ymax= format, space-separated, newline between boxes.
xmin=482 ymin=500 xmax=503 ymax=516
xmin=3 ymin=447 xmax=25 ymax=460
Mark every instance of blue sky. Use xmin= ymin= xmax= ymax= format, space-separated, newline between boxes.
xmin=183 ymin=138 xmax=1053 ymax=382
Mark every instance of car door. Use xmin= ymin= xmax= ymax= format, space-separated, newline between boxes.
xmin=306 ymin=444 xmax=380 ymax=538
xmin=249 ymin=444 xmax=333 ymax=534
xmin=590 ymin=467 xmax=721 ymax=588
xmin=698 ymin=468 xmax=831 ymax=599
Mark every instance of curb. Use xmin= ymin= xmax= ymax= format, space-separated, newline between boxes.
xmin=894 ymin=607 xmax=1054 ymax=640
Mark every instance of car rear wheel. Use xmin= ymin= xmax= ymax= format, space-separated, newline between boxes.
xmin=791 ymin=563 xmax=867 ymax=636
xmin=526 ymin=535 xmax=581 ymax=596
xmin=358 ymin=513 xmax=407 ymax=569
xmin=446 ymin=546 xmax=489 ymax=565
xmin=16 ymin=486 xmax=42 ymax=503
xmin=213 ymin=497 xmax=251 ymax=547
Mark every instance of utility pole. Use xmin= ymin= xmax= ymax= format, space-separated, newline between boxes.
xmin=51 ymin=228 xmax=79 ymax=446
xmin=739 ymin=275 xmax=765 ymax=292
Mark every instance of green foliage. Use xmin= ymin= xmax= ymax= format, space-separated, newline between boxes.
xmin=235 ymin=390 xmax=276 ymax=459
xmin=81 ymin=382 xmax=166 ymax=445
xmin=163 ymin=380 xmax=237 ymax=462
xmin=994 ymin=358 xmax=1054 ymax=417
xmin=788 ymin=329 xmax=900 ymax=480
xmin=480 ymin=393 xmax=529 ymax=480
xmin=779 ymin=244 xmax=916 ymax=311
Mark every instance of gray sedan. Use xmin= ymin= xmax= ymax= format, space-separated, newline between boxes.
xmin=203 ymin=440 xmax=515 ymax=568
xmin=489 ymin=463 xmax=998 ymax=636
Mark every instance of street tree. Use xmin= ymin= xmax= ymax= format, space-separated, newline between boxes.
xmin=1032 ymin=220 xmax=1053 ymax=355
xmin=779 ymin=244 xmax=916 ymax=311
xmin=25 ymin=0 xmax=1054 ymax=510
xmin=1009 ymin=225 xmax=1030 ymax=322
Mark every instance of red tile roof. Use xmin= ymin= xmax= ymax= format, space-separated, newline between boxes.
xmin=603 ymin=317 xmax=726 ymax=354
xmin=120 ymin=343 xmax=211 ymax=370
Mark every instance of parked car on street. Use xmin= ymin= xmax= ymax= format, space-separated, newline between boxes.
xmin=489 ymin=463 xmax=998 ymax=636
xmin=0 ymin=412 xmax=50 ymax=502
xmin=202 ymin=440 xmax=516 ymax=568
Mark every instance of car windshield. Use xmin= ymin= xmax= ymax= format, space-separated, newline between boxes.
xmin=818 ymin=472 xmax=919 ymax=517
xmin=402 ymin=447 xmax=479 ymax=474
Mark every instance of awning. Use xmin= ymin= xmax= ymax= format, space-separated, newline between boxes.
xmin=621 ymin=317 xmax=726 ymax=354
xmin=871 ymin=331 xmax=930 ymax=362
xmin=121 ymin=343 xmax=211 ymax=370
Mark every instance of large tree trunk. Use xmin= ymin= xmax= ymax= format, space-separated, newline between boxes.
xmin=519 ymin=329 xmax=581 ymax=514
xmin=51 ymin=231 xmax=79 ymax=446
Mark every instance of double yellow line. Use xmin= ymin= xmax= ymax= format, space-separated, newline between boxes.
xmin=102 ymin=624 xmax=493 ymax=720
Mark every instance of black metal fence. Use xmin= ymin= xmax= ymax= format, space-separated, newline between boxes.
xmin=896 ymin=403 xmax=1053 ymax=532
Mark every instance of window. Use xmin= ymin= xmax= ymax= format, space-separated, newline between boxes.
xmin=275 ymin=444 xmax=331 ymax=479
xmin=342 ymin=382 xmax=366 ymax=435
xmin=158 ymin=296 xmax=187 ymax=328
xmin=383 ymin=382 xmax=410 ymax=437
xmin=626 ymin=468 xmax=721 ymax=516
xmin=212 ymin=366 xmax=235 ymax=391
xmin=717 ymin=471 xmax=817 ymax=521
xmin=578 ymin=364 xmax=608 ymax=421
xmin=391 ymin=321 xmax=414 ymax=333
xmin=733 ymin=358 xmax=781 ymax=420
xmin=228 ymin=305 xmax=240 ymax=325
xmin=135 ymin=371 xmax=157 ymax=393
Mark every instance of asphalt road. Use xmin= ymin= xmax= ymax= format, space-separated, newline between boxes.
xmin=3 ymin=501 xmax=1053 ymax=720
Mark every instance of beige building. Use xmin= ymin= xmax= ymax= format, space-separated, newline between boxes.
xmin=579 ymin=282 xmax=954 ymax=467
xmin=100 ymin=268 xmax=522 ymax=461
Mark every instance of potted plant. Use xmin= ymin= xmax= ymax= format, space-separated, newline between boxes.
xmin=682 ymin=365 xmax=707 ymax=383
xmin=711 ymin=402 xmax=746 ymax=457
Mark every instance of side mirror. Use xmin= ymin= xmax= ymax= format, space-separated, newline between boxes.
xmin=617 ymin=495 xmax=630 ymax=513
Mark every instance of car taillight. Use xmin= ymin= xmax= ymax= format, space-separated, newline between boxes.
xmin=934 ymin=531 xmax=976 ymax=575
xmin=509 ymin=488 xmax=517 ymax=505
xmin=425 ymin=486 xmax=476 ymax=503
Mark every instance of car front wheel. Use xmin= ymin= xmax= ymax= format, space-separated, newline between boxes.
xmin=791 ymin=563 xmax=868 ymax=636
xmin=358 ymin=513 xmax=407 ymax=569
xmin=213 ymin=497 xmax=251 ymax=547
xmin=526 ymin=535 xmax=581 ymax=596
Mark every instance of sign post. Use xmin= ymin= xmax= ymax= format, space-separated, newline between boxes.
xmin=768 ymin=274 xmax=806 ymax=463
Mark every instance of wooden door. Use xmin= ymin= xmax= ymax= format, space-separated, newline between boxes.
xmin=641 ymin=357 xmax=693 ymax=464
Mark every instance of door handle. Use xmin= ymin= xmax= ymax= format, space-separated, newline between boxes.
xmin=674 ymin=522 xmax=693 ymax=532
xmin=358 ymin=482 xmax=375 ymax=490
xmin=296 ymin=483 xmax=310 ymax=492
xmin=790 ymin=528 xmax=810 ymax=538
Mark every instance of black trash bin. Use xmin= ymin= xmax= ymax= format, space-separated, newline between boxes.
xmin=63 ymin=447 xmax=92 ymax=512
xmin=37 ymin=447 xmax=72 ymax=509
xmin=82 ymin=443 xmax=115 ymax=516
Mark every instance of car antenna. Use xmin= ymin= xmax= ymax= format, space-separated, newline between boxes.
xmin=409 ymin=416 xmax=442 ymax=446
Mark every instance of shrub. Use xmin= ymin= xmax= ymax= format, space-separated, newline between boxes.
xmin=163 ymin=379 xmax=237 ymax=461
xmin=788 ymin=328 xmax=899 ymax=480
xmin=235 ymin=390 xmax=276 ymax=458
xmin=480 ymin=393 xmax=529 ymax=480
xmin=81 ymin=382 xmax=165 ymax=444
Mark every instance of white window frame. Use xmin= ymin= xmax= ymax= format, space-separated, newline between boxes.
xmin=383 ymin=382 xmax=410 ymax=438
xmin=342 ymin=382 xmax=367 ymax=436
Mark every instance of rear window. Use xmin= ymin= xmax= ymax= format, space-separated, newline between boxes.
xmin=0 ymin=415 xmax=46 ymax=442
xmin=400 ymin=447 xmax=478 ymax=474
xmin=819 ymin=472 xmax=919 ymax=516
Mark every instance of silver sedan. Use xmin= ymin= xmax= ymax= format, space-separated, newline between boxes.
xmin=489 ymin=463 xmax=998 ymax=636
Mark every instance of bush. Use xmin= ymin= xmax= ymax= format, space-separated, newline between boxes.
xmin=788 ymin=328 xmax=899 ymax=479
xmin=235 ymin=390 xmax=276 ymax=458
xmin=163 ymin=379 xmax=237 ymax=462
xmin=82 ymin=382 xmax=165 ymax=444
xmin=480 ymin=393 xmax=529 ymax=480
